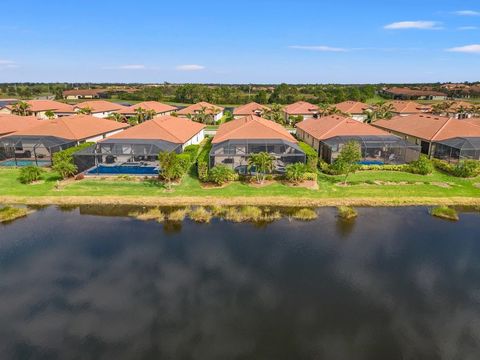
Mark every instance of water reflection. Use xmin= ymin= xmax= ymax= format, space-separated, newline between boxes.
xmin=0 ymin=207 xmax=479 ymax=359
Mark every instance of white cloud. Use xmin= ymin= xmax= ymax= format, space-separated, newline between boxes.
xmin=103 ymin=64 xmax=146 ymax=70
xmin=175 ymin=64 xmax=205 ymax=71
xmin=454 ymin=10 xmax=480 ymax=16
xmin=289 ymin=45 xmax=348 ymax=52
xmin=446 ymin=44 xmax=480 ymax=53
xmin=458 ymin=26 xmax=478 ymax=30
xmin=0 ymin=59 xmax=19 ymax=69
xmin=384 ymin=21 xmax=442 ymax=30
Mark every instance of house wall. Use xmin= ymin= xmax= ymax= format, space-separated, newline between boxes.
xmin=84 ymin=129 xmax=125 ymax=143
xmin=351 ymin=114 xmax=367 ymax=122
xmin=214 ymin=111 xmax=224 ymax=122
xmin=0 ymin=107 xmax=12 ymax=115
xmin=91 ymin=111 xmax=114 ymax=118
xmin=181 ymin=130 xmax=205 ymax=150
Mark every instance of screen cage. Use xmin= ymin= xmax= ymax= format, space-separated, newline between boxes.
xmin=73 ymin=139 xmax=182 ymax=173
xmin=0 ymin=135 xmax=77 ymax=166
xmin=320 ymin=135 xmax=421 ymax=164
xmin=209 ymin=139 xmax=306 ymax=174
xmin=433 ymin=137 xmax=480 ymax=163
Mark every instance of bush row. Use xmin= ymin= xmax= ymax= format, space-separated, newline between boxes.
xmin=432 ymin=158 xmax=480 ymax=178
xmin=298 ymin=141 xmax=318 ymax=171
xmin=197 ymin=138 xmax=213 ymax=182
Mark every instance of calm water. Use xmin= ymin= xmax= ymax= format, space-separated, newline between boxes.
xmin=1 ymin=206 xmax=480 ymax=360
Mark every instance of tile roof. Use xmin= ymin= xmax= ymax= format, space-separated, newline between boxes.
xmin=386 ymin=101 xmax=430 ymax=114
xmin=296 ymin=115 xmax=389 ymax=140
xmin=74 ymin=100 xmax=126 ymax=113
xmin=106 ymin=116 xmax=205 ymax=144
xmin=447 ymin=101 xmax=475 ymax=112
xmin=374 ymin=114 xmax=480 ymax=141
xmin=283 ymin=101 xmax=319 ymax=115
xmin=233 ymin=102 xmax=270 ymax=116
xmin=12 ymin=115 xmax=129 ymax=141
xmin=176 ymin=102 xmax=224 ymax=115
xmin=0 ymin=115 xmax=43 ymax=136
xmin=334 ymin=101 xmax=370 ymax=114
xmin=5 ymin=100 xmax=75 ymax=113
xmin=212 ymin=115 xmax=297 ymax=144
xmin=465 ymin=118 xmax=480 ymax=127
xmin=118 ymin=101 xmax=178 ymax=115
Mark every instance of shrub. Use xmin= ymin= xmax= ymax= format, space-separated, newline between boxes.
xmin=197 ymin=138 xmax=213 ymax=182
xmin=453 ymin=160 xmax=480 ymax=178
xmin=285 ymin=163 xmax=308 ymax=183
xmin=166 ymin=208 xmax=189 ymax=222
xmin=407 ymin=155 xmax=433 ymax=175
xmin=52 ymin=160 xmax=77 ymax=179
xmin=209 ymin=165 xmax=236 ymax=185
xmin=337 ymin=206 xmax=358 ymax=220
xmin=183 ymin=144 xmax=200 ymax=162
xmin=430 ymin=206 xmax=459 ymax=221
xmin=303 ymin=172 xmax=318 ymax=181
xmin=298 ymin=142 xmax=318 ymax=171
xmin=177 ymin=153 xmax=192 ymax=173
xmin=18 ymin=166 xmax=44 ymax=184
xmin=224 ymin=206 xmax=264 ymax=222
xmin=189 ymin=207 xmax=212 ymax=223
xmin=291 ymin=208 xmax=318 ymax=221
xmin=130 ymin=208 xmax=165 ymax=222
xmin=358 ymin=164 xmax=409 ymax=172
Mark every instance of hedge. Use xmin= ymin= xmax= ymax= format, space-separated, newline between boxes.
xmin=197 ymin=138 xmax=213 ymax=182
xmin=432 ymin=158 xmax=480 ymax=178
xmin=52 ymin=142 xmax=94 ymax=165
xmin=298 ymin=141 xmax=318 ymax=171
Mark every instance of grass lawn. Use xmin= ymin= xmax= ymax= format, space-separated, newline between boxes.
xmin=0 ymin=168 xmax=479 ymax=205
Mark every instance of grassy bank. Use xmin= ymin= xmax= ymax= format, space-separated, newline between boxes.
xmin=0 ymin=168 xmax=479 ymax=206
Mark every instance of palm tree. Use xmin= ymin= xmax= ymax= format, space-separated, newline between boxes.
xmin=134 ymin=107 xmax=147 ymax=123
xmin=363 ymin=103 xmax=394 ymax=123
xmin=11 ymin=101 xmax=31 ymax=116
xmin=145 ymin=109 xmax=156 ymax=121
xmin=107 ymin=112 xmax=125 ymax=122
xmin=469 ymin=105 xmax=480 ymax=117
xmin=248 ymin=152 xmax=275 ymax=184
xmin=44 ymin=110 xmax=55 ymax=119
xmin=318 ymin=103 xmax=331 ymax=117
xmin=76 ymin=106 xmax=92 ymax=115
xmin=456 ymin=105 xmax=469 ymax=119
xmin=263 ymin=104 xmax=284 ymax=124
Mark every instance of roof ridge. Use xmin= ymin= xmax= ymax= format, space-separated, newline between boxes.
xmin=316 ymin=117 xmax=347 ymax=139
xmin=152 ymin=117 xmax=183 ymax=142
xmin=54 ymin=117 xmax=78 ymax=139
xmin=431 ymin=117 xmax=454 ymax=141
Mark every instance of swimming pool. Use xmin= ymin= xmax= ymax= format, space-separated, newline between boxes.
xmin=86 ymin=164 xmax=159 ymax=176
xmin=0 ymin=159 xmax=51 ymax=167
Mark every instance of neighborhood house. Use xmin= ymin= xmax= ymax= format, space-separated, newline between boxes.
xmin=176 ymin=101 xmax=224 ymax=122
xmin=233 ymin=102 xmax=270 ymax=118
xmin=118 ymin=101 xmax=178 ymax=118
xmin=74 ymin=100 xmax=126 ymax=118
xmin=283 ymin=101 xmax=319 ymax=123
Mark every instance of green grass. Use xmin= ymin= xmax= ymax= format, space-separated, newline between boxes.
xmin=0 ymin=168 xmax=479 ymax=201
xmin=430 ymin=206 xmax=459 ymax=221
xmin=0 ymin=206 xmax=29 ymax=223
xmin=337 ymin=206 xmax=358 ymax=220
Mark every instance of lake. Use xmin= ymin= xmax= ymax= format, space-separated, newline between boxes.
xmin=1 ymin=206 xmax=480 ymax=359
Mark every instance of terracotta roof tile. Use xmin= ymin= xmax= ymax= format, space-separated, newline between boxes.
xmin=334 ymin=101 xmax=370 ymax=114
xmin=212 ymin=115 xmax=297 ymax=144
xmin=296 ymin=115 xmax=389 ymax=140
xmin=5 ymin=100 xmax=75 ymax=113
xmin=74 ymin=100 xmax=126 ymax=113
xmin=374 ymin=114 xmax=480 ymax=141
xmin=233 ymin=102 xmax=270 ymax=116
xmin=106 ymin=116 xmax=205 ymax=144
xmin=12 ymin=114 xmax=129 ymax=141
xmin=0 ymin=115 xmax=43 ymax=136
xmin=176 ymin=102 xmax=224 ymax=115
xmin=283 ymin=101 xmax=319 ymax=115
xmin=386 ymin=101 xmax=430 ymax=114
xmin=118 ymin=101 xmax=177 ymax=115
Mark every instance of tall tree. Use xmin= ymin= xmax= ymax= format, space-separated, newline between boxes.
xmin=11 ymin=101 xmax=31 ymax=116
xmin=333 ymin=141 xmax=361 ymax=185
xmin=248 ymin=152 xmax=275 ymax=184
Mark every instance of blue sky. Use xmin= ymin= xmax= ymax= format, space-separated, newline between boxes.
xmin=0 ymin=0 xmax=479 ymax=83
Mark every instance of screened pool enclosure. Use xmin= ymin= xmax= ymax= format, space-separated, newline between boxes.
xmin=0 ymin=135 xmax=76 ymax=166
xmin=319 ymin=135 xmax=421 ymax=164
xmin=209 ymin=139 xmax=306 ymax=173
xmin=433 ymin=137 xmax=480 ymax=163
xmin=73 ymin=139 xmax=182 ymax=173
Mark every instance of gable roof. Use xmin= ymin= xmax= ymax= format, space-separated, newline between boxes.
xmin=465 ymin=118 xmax=480 ymax=127
xmin=106 ymin=116 xmax=205 ymax=144
xmin=334 ymin=101 xmax=370 ymax=114
xmin=447 ymin=101 xmax=475 ymax=112
xmin=283 ymin=101 xmax=319 ymax=115
xmin=118 ymin=101 xmax=178 ymax=115
xmin=0 ymin=115 xmax=43 ymax=136
xmin=176 ymin=101 xmax=224 ymax=115
xmin=4 ymin=100 xmax=75 ymax=113
xmin=374 ymin=114 xmax=480 ymax=141
xmin=212 ymin=115 xmax=297 ymax=144
xmin=74 ymin=100 xmax=126 ymax=113
xmin=386 ymin=101 xmax=430 ymax=114
xmin=11 ymin=115 xmax=129 ymax=141
xmin=296 ymin=115 xmax=389 ymax=140
xmin=233 ymin=102 xmax=270 ymax=116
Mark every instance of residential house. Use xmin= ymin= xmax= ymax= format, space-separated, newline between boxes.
xmin=283 ymin=101 xmax=319 ymax=123
xmin=210 ymin=115 xmax=305 ymax=173
xmin=74 ymin=100 xmax=127 ymax=118
xmin=381 ymin=87 xmax=447 ymax=101
xmin=117 ymin=101 xmax=178 ymax=119
xmin=373 ymin=114 xmax=480 ymax=161
xmin=387 ymin=101 xmax=431 ymax=116
xmin=176 ymin=101 xmax=224 ymax=122
xmin=296 ymin=115 xmax=419 ymax=164
xmin=63 ymin=89 xmax=108 ymax=100
xmin=0 ymin=100 xmax=76 ymax=119
xmin=334 ymin=101 xmax=370 ymax=122
xmin=0 ymin=115 xmax=42 ymax=137
xmin=233 ymin=102 xmax=270 ymax=118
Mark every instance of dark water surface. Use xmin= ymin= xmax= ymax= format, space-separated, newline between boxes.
xmin=1 ymin=206 xmax=480 ymax=360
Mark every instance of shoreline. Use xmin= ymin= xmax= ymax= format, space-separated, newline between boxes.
xmin=1 ymin=196 xmax=480 ymax=207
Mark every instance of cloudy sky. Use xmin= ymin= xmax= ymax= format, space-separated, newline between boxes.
xmin=0 ymin=0 xmax=479 ymax=83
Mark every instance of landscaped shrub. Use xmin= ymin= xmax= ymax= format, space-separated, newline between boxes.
xmin=208 ymin=165 xmax=237 ymax=185
xmin=197 ymin=138 xmax=212 ymax=182
xmin=433 ymin=159 xmax=480 ymax=178
xmin=407 ymin=155 xmax=434 ymax=175
xmin=52 ymin=142 xmax=93 ymax=178
xmin=52 ymin=160 xmax=77 ymax=179
xmin=177 ymin=153 xmax=192 ymax=173
xmin=298 ymin=142 xmax=318 ymax=171
xmin=18 ymin=166 xmax=45 ymax=184
xmin=285 ymin=163 xmax=308 ymax=183
xmin=183 ymin=144 xmax=200 ymax=162
xmin=303 ymin=172 xmax=318 ymax=181
xmin=358 ymin=164 xmax=409 ymax=172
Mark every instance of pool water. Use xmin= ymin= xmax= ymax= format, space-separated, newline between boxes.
xmin=87 ymin=164 xmax=159 ymax=175
xmin=0 ymin=159 xmax=51 ymax=167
